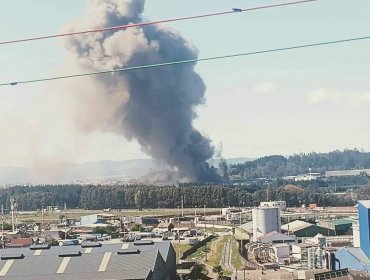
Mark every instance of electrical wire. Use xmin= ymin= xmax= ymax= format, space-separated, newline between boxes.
xmin=1 ymin=35 xmax=369 ymax=87
xmin=0 ymin=0 xmax=318 ymax=45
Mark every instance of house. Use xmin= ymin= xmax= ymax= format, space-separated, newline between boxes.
xmin=7 ymin=237 xmax=33 ymax=248
xmin=156 ymin=222 xmax=174 ymax=233
xmin=172 ymin=221 xmax=195 ymax=235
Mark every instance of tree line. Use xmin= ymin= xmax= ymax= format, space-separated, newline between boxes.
xmin=0 ymin=183 xmax=365 ymax=211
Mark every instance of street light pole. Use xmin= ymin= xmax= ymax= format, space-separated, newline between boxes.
xmin=1 ymin=205 xmax=3 ymax=248
xmin=239 ymin=202 xmax=242 ymax=227
xmin=203 ymin=204 xmax=206 ymax=236
xmin=177 ymin=206 xmax=181 ymax=263
xmin=10 ymin=198 xmax=15 ymax=232
xmin=194 ymin=206 xmax=197 ymax=232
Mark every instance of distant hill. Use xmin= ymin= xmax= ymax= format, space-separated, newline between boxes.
xmin=229 ymin=149 xmax=370 ymax=179
xmin=0 ymin=157 xmax=253 ymax=185
xmin=0 ymin=159 xmax=156 ymax=185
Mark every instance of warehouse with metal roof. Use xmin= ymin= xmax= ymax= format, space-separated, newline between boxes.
xmin=281 ymin=220 xmax=335 ymax=237
xmin=0 ymin=241 xmax=176 ymax=280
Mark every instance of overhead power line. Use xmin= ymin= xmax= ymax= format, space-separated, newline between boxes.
xmin=1 ymin=35 xmax=369 ymax=87
xmin=0 ymin=0 xmax=318 ymax=45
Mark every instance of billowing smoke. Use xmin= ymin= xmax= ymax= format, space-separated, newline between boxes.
xmin=62 ymin=0 xmax=219 ymax=183
xmin=215 ymin=143 xmax=229 ymax=180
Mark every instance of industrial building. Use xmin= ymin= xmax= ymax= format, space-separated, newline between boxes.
xmin=252 ymin=207 xmax=281 ymax=241
xmin=80 ymin=213 xmax=120 ymax=226
xmin=281 ymin=220 xmax=335 ymax=237
xmin=335 ymin=247 xmax=370 ymax=273
xmin=334 ymin=201 xmax=370 ymax=272
xmin=257 ymin=231 xmax=296 ymax=244
xmin=359 ymin=201 xmax=370 ymax=259
xmin=318 ymin=219 xmax=354 ymax=235
xmin=0 ymin=241 xmax=176 ymax=280
xmin=260 ymin=201 xmax=287 ymax=211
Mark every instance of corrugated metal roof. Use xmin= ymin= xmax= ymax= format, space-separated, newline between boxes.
xmin=0 ymin=240 xmax=172 ymax=280
xmin=258 ymin=231 xmax=295 ymax=243
xmin=239 ymin=221 xmax=253 ymax=232
xmin=128 ymin=240 xmax=172 ymax=261
xmin=281 ymin=220 xmax=313 ymax=232
xmin=329 ymin=219 xmax=354 ymax=225
xmin=337 ymin=248 xmax=370 ymax=265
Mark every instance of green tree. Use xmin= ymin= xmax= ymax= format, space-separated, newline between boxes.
xmin=135 ymin=190 xmax=143 ymax=211
xmin=92 ymin=225 xmax=116 ymax=235
xmin=131 ymin=224 xmax=145 ymax=232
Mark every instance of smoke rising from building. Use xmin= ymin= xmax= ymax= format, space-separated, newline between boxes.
xmin=62 ymin=0 xmax=219 ymax=183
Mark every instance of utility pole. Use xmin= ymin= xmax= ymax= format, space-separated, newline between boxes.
xmin=204 ymin=204 xmax=206 ymax=236
xmin=41 ymin=206 xmax=44 ymax=238
xmin=181 ymin=196 xmax=184 ymax=217
xmin=1 ymin=205 xmax=4 ymax=248
xmin=10 ymin=198 xmax=16 ymax=232
xmin=63 ymin=207 xmax=68 ymax=240
xmin=177 ymin=206 xmax=181 ymax=263
xmin=239 ymin=202 xmax=242 ymax=227
xmin=194 ymin=206 xmax=197 ymax=229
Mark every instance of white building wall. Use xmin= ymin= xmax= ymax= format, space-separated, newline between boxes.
xmin=353 ymin=222 xmax=360 ymax=247
xmin=291 ymin=244 xmax=303 ymax=260
xmin=252 ymin=207 xmax=281 ymax=242
xmin=260 ymin=201 xmax=287 ymax=211
xmin=273 ymin=244 xmax=290 ymax=263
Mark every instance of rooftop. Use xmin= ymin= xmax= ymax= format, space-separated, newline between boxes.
xmin=358 ymin=200 xmax=370 ymax=209
xmin=337 ymin=247 xmax=370 ymax=266
xmin=281 ymin=220 xmax=313 ymax=232
xmin=0 ymin=240 xmax=174 ymax=280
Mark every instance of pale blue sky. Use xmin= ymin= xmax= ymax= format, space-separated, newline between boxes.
xmin=0 ymin=0 xmax=369 ymax=167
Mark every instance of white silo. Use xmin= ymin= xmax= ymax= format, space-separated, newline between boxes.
xmin=252 ymin=207 xmax=281 ymax=241
xmin=353 ymin=221 xmax=360 ymax=247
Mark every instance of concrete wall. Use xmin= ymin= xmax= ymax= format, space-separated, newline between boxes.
xmin=80 ymin=214 xmax=98 ymax=225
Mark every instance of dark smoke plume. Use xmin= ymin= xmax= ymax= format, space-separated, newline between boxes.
xmin=63 ymin=0 xmax=219 ymax=183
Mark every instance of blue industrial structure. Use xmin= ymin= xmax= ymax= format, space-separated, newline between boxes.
xmin=334 ymin=201 xmax=370 ymax=271
xmin=359 ymin=201 xmax=370 ymax=259
xmin=335 ymin=247 xmax=370 ymax=272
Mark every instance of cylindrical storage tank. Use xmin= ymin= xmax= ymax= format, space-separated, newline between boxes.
xmin=252 ymin=207 xmax=281 ymax=241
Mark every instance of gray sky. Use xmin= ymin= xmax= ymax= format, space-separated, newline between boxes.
xmin=0 ymin=0 xmax=369 ymax=167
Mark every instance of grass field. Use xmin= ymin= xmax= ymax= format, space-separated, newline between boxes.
xmin=186 ymin=243 xmax=209 ymax=262
xmin=207 ymin=235 xmax=228 ymax=268
xmin=172 ymin=242 xmax=191 ymax=263
xmin=230 ymin=236 xmax=244 ymax=269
